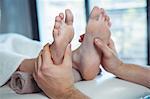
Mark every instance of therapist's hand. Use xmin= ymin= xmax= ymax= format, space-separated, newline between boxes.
xmin=33 ymin=44 xmax=74 ymax=99
xmin=94 ymin=38 xmax=123 ymax=74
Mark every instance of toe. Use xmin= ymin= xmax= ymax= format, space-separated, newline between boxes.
xmin=98 ymin=13 xmax=105 ymax=22
xmin=65 ymin=9 xmax=73 ymax=25
xmin=55 ymin=16 xmax=61 ymax=22
xmin=54 ymin=22 xmax=61 ymax=29
xmin=59 ymin=13 xmax=64 ymax=20
xmin=108 ymin=22 xmax=112 ymax=27
xmin=105 ymin=15 xmax=111 ymax=27
xmin=100 ymin=8 xmax=105 ymax=14
xmin=105 ymin=15 xmax=110 ymax=22
xmin=53 ymin=29 xmax=59 ymax=39
xmin=89 ymin=6 xmax=100 ymax=20
xmin=103 ymin=14 xmax=108 ymax=22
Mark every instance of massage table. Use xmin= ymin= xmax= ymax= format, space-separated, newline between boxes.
xmin=0 ymin=70 xmax=150 ymax=99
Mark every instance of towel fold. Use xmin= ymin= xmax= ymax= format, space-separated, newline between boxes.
xmin=10 ymin=71 xmax=41 ymax=94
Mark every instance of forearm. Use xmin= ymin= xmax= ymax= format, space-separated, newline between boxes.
xmin=47 ymin=86 xmax=90 ymax=99
xmin=113 ymin=63 xmax=150 ymax=88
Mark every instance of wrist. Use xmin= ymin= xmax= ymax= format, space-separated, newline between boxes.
xmin=109 ymin=60 xmax=124 ymax=75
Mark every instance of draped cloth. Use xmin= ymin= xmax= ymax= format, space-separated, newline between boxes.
xmin=0 ymin=33 xmax=43 ymax=87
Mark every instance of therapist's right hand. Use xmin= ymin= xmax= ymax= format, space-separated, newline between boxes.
xmin=33 ymin=44 xmax=74 ymax=99
xmin=94 ymin=38 xmax=123 ymax=74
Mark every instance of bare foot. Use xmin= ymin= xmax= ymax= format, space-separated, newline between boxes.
xmin=18 ymin=10 xmax=82 ymax=82
xmin=50 ymin=9 xmax=74 ymax=65
xmin=50 ymin=9 xmax=82 ymax=82
xmin=73 ymin=7 xmax=111 ymax=80
xmin=19 ymin=10 xmax=74 ymax=74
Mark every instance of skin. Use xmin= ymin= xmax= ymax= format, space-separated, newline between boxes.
xmin=19 ymin=7 xmax=111 ymax=81
xmin=34 ymin=38 xmax=150 ymax=99
xmin=94 ymin=38 xmax=150 ymax=88
xmin=33 ymin=44 xmax=90 ymax=99
xmin=72 ymin=7 xmax=111 ymax=80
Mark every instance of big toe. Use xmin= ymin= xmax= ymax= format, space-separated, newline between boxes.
xmin=65 ymin=9 xmax=73 ymax=25
xmin=89 ymin=6 xmax=101 ymax=20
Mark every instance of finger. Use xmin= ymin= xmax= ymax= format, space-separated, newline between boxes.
xmin=34 ymin=58 xmax=38 ymax=76
xmin=62 ymin=44 xmax=72 ymax=67
xmin=37 ymin=54 xmax=42 ymax=72
xmin=108 ymin=39 xmax=115 ymax=47
xmin=108 ymin=38 xmax=117 ymax=54
xmin=43 ymin=43 xmax=53 ymax=63
xmin=94 ymin=38 xmax=112 ymax=58
xmin=40 ymin=44 xmax=53 ymax=71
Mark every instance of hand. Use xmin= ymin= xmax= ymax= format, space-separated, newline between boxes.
xmin=94 ymin=38 xmax=123 ymax=73
xmin=33 ymin=43 xmax=74 ymax=99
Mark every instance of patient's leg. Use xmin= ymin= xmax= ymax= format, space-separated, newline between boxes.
xmin=18 ymin=58 xmax=35 ymax=73
xmin=72 ymin=7 xmax=111 ymax=80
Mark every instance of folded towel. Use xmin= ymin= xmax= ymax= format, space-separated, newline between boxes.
xmin=10 ymin=71 xmax=41 ymax=94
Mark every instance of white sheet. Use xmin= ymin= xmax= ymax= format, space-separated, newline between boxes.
xmin=0 ymin=33 xmax=43 ymax=86
xmin=0 ymin=74 xmax=150 ymax=99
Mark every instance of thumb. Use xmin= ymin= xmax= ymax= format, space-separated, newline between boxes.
xmin=94 ymin=38 xmax=112 ymax=58
xmin=62 ymin=44 xmax=72 ymax=67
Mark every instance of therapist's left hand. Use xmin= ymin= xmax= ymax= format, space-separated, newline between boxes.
xmin=33 ymin=43 xmax=74 ymax=99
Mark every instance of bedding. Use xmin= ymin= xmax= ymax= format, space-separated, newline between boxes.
xmin=0 ymin=33 xmax=43 ymax=86
xmin=0 ymin=73 xmax=150 ymax=99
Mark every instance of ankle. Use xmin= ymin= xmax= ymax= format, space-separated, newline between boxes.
xmin=110 ymin=60 xmax=124 ymax=75
xmin=18 ymin=58 xmax=35 ymax=73
xmin=50 ymin=42 xmax=65 ymax=64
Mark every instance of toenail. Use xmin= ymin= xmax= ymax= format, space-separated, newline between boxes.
xmin=95 ymin=38 xmax=100 ymax=43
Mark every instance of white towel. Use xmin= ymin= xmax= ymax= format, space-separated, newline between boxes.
xmin=0 ymin=33 xmax=43 ymax=86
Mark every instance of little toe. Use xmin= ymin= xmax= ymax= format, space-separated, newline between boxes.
xmin=89 ymin=6 xmax=101 ymax=20
xmin=55 ymin=16 xmax=61 ymax=22
xmin=108 ymin=22 xmax=112 ymax=27
xmin=59 ymin=13 xmax=64 ymax=20
xmin=105 ymin=15 xmax=111 ymax=27
xmin=105 ymin=15 xmax=110 ymax=22
xmin=54 ymin=22 xmax=61 ymax=29
xmin=65 ymin=9 xmax=73 ymax=25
